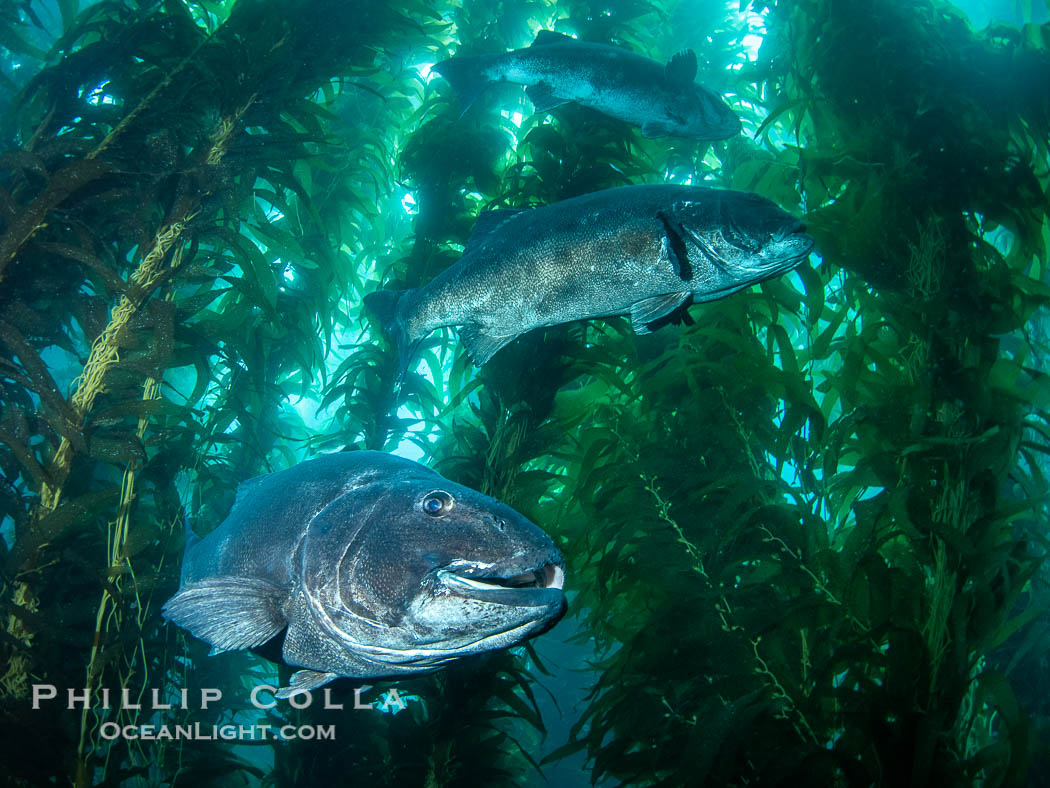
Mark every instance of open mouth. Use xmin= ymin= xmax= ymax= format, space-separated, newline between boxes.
xmin=436 ymin=554 xmax=566 ymax=601
xmin=443 ymin=563 xmax=565 ymax=591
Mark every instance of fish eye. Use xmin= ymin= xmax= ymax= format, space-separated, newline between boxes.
xmin=422 ymin=490 xmax=454 ymax=517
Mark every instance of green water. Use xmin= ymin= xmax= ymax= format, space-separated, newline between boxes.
xmin=1 ymin=0 xmax=1049 ymax=785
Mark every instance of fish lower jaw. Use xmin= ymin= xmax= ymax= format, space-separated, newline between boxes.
xmin=345 ymin=620 xmax=550 ymax=667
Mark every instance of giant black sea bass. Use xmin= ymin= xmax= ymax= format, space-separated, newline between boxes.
xmin=365 ymin=184 xmax=814 ymax=377
xmin=162 ymin=452 xmax=567 ymax=698
xmin=434 ymin=30 xmax=741 ymax=140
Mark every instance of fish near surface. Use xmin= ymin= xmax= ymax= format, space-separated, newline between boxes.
xmin=162 ymin=451 xmax=566 ymax=697
xmin=433 ymin=30 xmax=740 ymax=140
xmin=364 ymin=184 xmax=814 ymax=377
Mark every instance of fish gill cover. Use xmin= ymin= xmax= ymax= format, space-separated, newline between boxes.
xmin=0 ymin=0 xmax=1049 ymax=787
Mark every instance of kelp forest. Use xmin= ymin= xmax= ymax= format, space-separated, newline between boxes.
xmin=1 ymin=0 xmax=1050 ymax=785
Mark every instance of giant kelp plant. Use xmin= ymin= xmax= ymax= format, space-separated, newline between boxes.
xmin=1 ymin=0 xmax=1049 ymax=786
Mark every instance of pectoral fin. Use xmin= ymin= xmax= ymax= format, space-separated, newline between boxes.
xmin=163 ymin=577 xmax=287 ymax=653
xmin=459 ymin=324 xmax=519 ymax=366
xmin=641 ymin=120 xmax=675 ymax=138
xmin=629 ymin=292 xmax=690 ymax=334
xmin=526 ymin=83 xmax=569 ymax=112
xmin=276 ymin=670 xmax=341 ymax=699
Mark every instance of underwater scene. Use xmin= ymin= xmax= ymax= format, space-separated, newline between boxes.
xmin=2 ymin=0 xmax=1050 ymax=785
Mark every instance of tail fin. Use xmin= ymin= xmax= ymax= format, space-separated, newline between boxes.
xmin=363 ymin=288 xmax=420 ymax=386
xmin=432 ymin=55 xmax=491 ymax=114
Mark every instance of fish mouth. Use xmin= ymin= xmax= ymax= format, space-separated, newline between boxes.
xmin=714 ymin=115 xmax=743 ymax=139
xmin=693 ymin=111 xmax=742 ymax=141
xmin=436 ymin=552 xmax=566 ymax=606
xmin=764 ymin=222 xmax=814 ymax=270
xmin=780 ymin=231 xmax=816 ymax=263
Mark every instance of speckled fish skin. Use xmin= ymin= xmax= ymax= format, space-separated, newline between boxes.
xmin=433 ymin=31 xmax=741 ymax=140
xmin=366 ymin=184 xmax=813 ymax=372
xmin=162 ymin=451 xmax=566 ymax=698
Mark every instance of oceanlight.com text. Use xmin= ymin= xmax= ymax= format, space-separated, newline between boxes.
xmin=98 ymin=722 xmax=336 ymax=741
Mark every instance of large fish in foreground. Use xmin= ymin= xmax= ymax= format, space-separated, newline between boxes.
xmin=365 ymin=184 xmax=813 ymax=376
xmin=434 ymin=30 xmax=741 ymax=140
xmin=163 ymin=452 xmax=566 ymax=697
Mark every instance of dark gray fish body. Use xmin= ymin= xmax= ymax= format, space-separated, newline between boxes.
xmin=434 ymin=30 xmax=741 ymax=139
xmin=365 ymin=184 xmax=813 ymax=373
xmin=163 ymin=452 xmax=566 ymax=697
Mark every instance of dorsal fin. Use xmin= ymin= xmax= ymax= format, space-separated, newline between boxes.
xmin=532 ymin=30 xmax=576 ymax=47
xmin=665 ymin=50 xmax=697 ymax=87
xmin=465 ymin=208 xmax=524 ymax=253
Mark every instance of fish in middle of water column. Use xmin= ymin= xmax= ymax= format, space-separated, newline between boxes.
xmin=162 ymin=451 xmax=567 ymax=697
xmin=433 ymin=30 xmax=741 ymax=140
xmin=365 ymin=184 xmax=814 ymax=377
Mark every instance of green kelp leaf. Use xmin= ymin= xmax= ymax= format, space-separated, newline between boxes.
xmin=209 ymin=228 xmax=279 ymax=311
xmin=35 ymin=242 xmax=127 ymax=295
xmin=987 ymin=605 xmax=1049 ymax=652
xmin=252 ymin=188 xmax=296 ymax=225
xmin=0 ymin=319 xmax=81 ymax=447
xmin=0 ymin=157 xmax=112 ymax=262
xmin=0 ymin=23 xmax=47 ymax=59
xmin=541 ymin=737 xmax=587 ymax=765
xmin=87 ymin=434 xmax=146 ymax=466
xmin=767 ymin=322 xmax=800 ymax=375
xmin=521 ymin=125 xmax=565 ymax=160
xmin=793 ymin=261 xmax=826 ymax=325
xmin=754 ymin=99 xmax=807 ymax=141
xmin=175 ymin=287 xmax=229 ymax=319
xmin=0 ymin=427 xmax=49 ymax=488
xmin=56 ymin=0 xmax=80 ymax=33
xmin=120 ymin=518 xmax=165 ymax=559
xmin=491 ymin=676 xmax=545 ymax=735
xmin=6 ymin=486 xmax=120 ymax=574
xmin=973 ymin=670 xmax=1033 ymax=788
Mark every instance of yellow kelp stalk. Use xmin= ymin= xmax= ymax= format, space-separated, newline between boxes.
xmin=1 ymin=215 xmax=185 ymax=702
xmin=38 ymin=219 xmax=186 ymax=514
xmin=39 ymin=90 xmax=253 ymax=515
xmin=0 ymin=581 xmax=38 ymax=697
xmin=1 ymin=101 xmax=251 ymax=714
xmin=74 ymin=357 xmax=170 ymax=788
xmin=64 ymin=105 xmax=251 ymax=785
